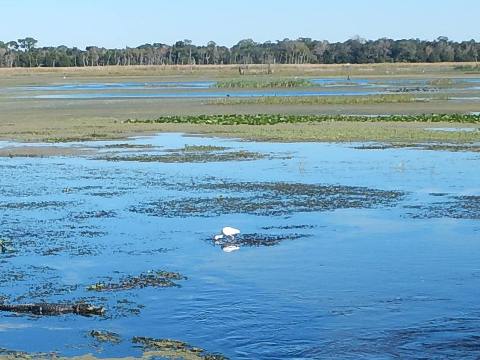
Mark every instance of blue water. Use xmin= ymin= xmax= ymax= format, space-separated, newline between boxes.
xmin=0 ymin=134 xmax=479 ymax=359
xmin=29 ymin=90 xmax=382 ymax=100
xmin=6 ymin=77 xmax=480 ymax=100
xmin=25 ymin=81 xmax=215 ymax=91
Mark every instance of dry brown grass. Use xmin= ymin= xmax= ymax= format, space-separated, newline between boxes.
xmin=0 ymin=62 xmax=476 ymax=79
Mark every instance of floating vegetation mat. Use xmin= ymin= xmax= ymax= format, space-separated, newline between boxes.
xmin=133 ymin=337 xmax=228 ymax=360
xmin=125 ymin=113 xmax=480 ymax=126
xmin=89 ymin=330 xmax=122 ymax=344
xmin=70 ymin=210 xmax=117 ymax=220
xmin=355 ymin=143 xmax=480 ymax=152
xmin=212 ymin=233 xmax=309 ymax=247
xmin=0 ymin=336 xmax=227 ymax=359
xmin=97 ymin=151 xmax=265 ymax=163
xmin=0 ymin=348 xmax=57 ymax=359
xmin=96 ymin=144 xmax=266 ymax=163
xmin=131 ymin=181 xmax=404 ymax=217
xmin=87 ymin=270 xmax=186 ymax=292
xmin=103 ymin=143 xmax=154 ymax=149
xmin=0 ymin=302 xmax=104 ymax=317
xmin=0 ymin=201 xmax=73 ymax=210
xmin=406 ymin=195 xmax=480 ymax=220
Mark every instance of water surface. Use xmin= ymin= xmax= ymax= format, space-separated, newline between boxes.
xmin=0 ymin=134 xmax=479 ymax=359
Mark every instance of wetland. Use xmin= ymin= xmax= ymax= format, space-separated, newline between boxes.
xmin=1 ymin=66 xmax=480 ymax=359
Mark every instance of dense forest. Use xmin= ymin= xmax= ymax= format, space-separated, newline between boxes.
xmin=0 ymin=36 xmax=479 ymax=67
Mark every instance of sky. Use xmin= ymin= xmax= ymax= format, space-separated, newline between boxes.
xmin=1 ymin=0 xmax=478 ymax=48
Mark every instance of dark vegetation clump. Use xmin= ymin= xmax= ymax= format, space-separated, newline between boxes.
xmin=131 ymin=181 xmax=404 ymax=217
xmin=89 ymin=330 xmax=122 ymax=344
xmin=406 ymin=195 xmax=480 ymax=220
xmin=212 ymin=233 xmax=309 ymax=247
xmin=132 ymin=336 xmax=228 ymax=360
xmin=87 ymin=270 xmax=186 ymax=292
xmin=0 ymin=201 xmax=72 ymax=210
xmin=97 ymin=149 xmax=266 ymax=163
xmin=0 ymin=302 xmax=104 ymax=317
xmin=96 ymin=150 xmax=265 ymax=163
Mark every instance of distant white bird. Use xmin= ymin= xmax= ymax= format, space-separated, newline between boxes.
xmin=217 ymin=226 xmax=240 ymax=240
xmin=213 ymin=227 xmax=241 ymax=252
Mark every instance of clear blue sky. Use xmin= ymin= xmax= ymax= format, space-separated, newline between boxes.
xmin=1 ymin=0 xmax=478 ymax=48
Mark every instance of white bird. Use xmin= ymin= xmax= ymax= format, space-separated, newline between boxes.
xmin=222 ymin=226 xmax=240 ymax=239
xmin=213 ymin=227 xmax=241 ymax=251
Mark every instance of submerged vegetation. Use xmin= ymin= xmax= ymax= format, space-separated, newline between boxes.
xmin=131 ymin=181 xmax=404 ymax=217
xmin=97 ymin=149 xmax=266 ymax=163
xmin=406 ymin=195 xmax=480 ymax=220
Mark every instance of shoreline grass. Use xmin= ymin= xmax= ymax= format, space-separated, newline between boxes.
xmin=207 ymin=94 xmax=433 ymax=105
xmin=1 ymin=119 xmax=479 ymax=149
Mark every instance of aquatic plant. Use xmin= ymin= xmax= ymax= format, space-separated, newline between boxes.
xmin=87 ymin=270 xmax=186 ymax=292
xmin=406 ymin=195 xmax=480 ymax=220
xmin=0 ymin=302 xmax=105 ymax=317
xmin=132 ymin=337 xmax=228 ymax=360
xmin=209 ymin=94 xmax=423 ymax=105
xmin=428 ymin=78 xmax=455 ymax=87
xmin=96 ymin=150 xmax=266 ymax=163
xmin=131 ymin=181 xmax=404 ymax=217
xmin=125 ymin=113 xmax=480 ymax=126
xmin=212 ymin=232 xmax=309 ymax=247
xmin=89 ymin=330 xmax=122 ymax=344
xmin=181 ymin=144 xmax=227 ymax=152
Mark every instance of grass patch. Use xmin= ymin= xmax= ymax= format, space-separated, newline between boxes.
xmin=454 ymin=64 xmax=480 ymax=73
xmin=208 ymin=94 xmax=424 ymax=105
xmin=181 ymin=144 xmax=227 ymax=152
xmin=97 ymin=144 xmax=266 ymax=163
xmin=125 ymin=113 xmax=480 ymax=126
xmin=427 ymin=78 xmax=456 ymax=87
xmin=97 ymin=150 xmax=265 ymax=163
xmin=214 ymin=77 xmax=313 ymax=88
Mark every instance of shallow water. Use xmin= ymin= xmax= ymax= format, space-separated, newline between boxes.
xmin=426 ymin=127 xmax=479 ymax=132
xmin=27 ymin=89 xmax=383 ymax=100
xmin=0 ymin=134 xmax=479 ymax=359
xmin=10 ymin=77 xmax=480 ymax=100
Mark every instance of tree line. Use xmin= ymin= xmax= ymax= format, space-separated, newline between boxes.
xmin=0 ymin=36 xmax=478 ymax=68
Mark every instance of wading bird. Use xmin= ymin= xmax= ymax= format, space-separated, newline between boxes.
xmin=213 ymin=227 xmax=241 ymax=252
xmin=214 ymin=226 xmax=240 ymax=242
